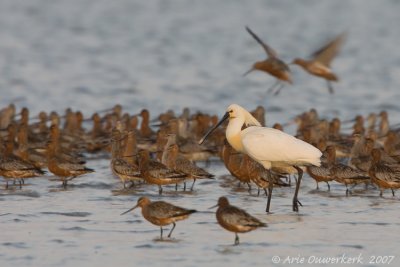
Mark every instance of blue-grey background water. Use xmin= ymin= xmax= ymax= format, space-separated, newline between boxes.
xmin=1 ymin=0 xmax=400 ymax=266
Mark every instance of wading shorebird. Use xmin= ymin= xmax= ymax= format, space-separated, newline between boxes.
xmin=0 ymin=124 xmax=45 ymax=188
xmin=46 ymin=140 xmax=94 ymax=188
xmin=307 ymin=146 xmax=335 ymax=190
xmin=244 ymin=26 xmax=292 ymax=95
xmin=292 ymin=32 xmax=346 ymax=94
xmin=121 ymin=196 xmax=196 ymax=239
xmin=369 ymin=149 xmax=400 ymax=197
xmin=110 ymin=130 xmax=142 ymax=189
xmin=138 ymin=150 xmax=187 ymax=194
xmin=163 ymin=143 xmax=214 ymax=191
xmin=210 ymin=196 xmax=266 ymax=245
xmin=221 ymin=140 xmax=252 ymax=190
xmin=199 ymin=104 xmax=322 ymax=212
xmin=327 ymin=146 xmax=370 ymax=195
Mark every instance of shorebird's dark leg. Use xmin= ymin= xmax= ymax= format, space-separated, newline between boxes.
xmin=292 ymin=166 xmax=303 ymax=212
xmin=287 ymin=175 xmax=291 ymax=186
xmin=273 ymin=83 xmax=285 ymax=96
xmin=19 ymin=180 xmax=22 ymax=189
xmin=167 ymin=222 xmax=176 ymax=238
xmin=266 ymin=172 xmax=273 ymax=213
xmin=247 ymin=182 xmax=251 ymax=192
xmin=190 ymin=179 xmax=196 ymax=191
xmin=234 ymin=233 xmax=240 ymax=245
xmin=267 ymin=80 xmax=280 ymax=94
xmin=257 ymin=188 xmax=260 ymax=196
xmin=123 ymin=181 xmax=126 ymax=189
xmin=158 ymin=185 xmax=163 ymax=195
xmin=326 ymin=182 xmax=330 ymax=191
xmin=266 ymin=184 xmax=273 ymax=213
xmin=160 ymin=227 xmax=163 ymax=239
xmin=263 ymin=188 xmax=268 ymax=196
xmin=327 ymin=80 xmax=334 ymax=94
xmin=316 ymin=181 xmax=319 ymax=190
xmin=21 ymin=179 xmax=25 ymax=184
xmin=379 ymin=189 xmax=383 ymax=197
xmin=5 ymin=181 xmax=8 ymax=189
xmin=391 ymin=189 xmax=395 ymax=197
xmin=62 ymin=179 xmax=67 ymax=188
xmin=237 ymin=182 xmax=241 ymax=188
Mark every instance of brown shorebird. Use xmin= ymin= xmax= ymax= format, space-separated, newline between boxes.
xmin=15 ymin=122 xmax=47 ymax=168
xmin=139 ymin=109 xmax=155 ymax=139
xmin=240 ymin=154 xmax=289 ymax=212
xmin=163 ymin=143 xmax=214 ymax=190
xmin=244 ymin=26 xmax=292 ymax=95
xmin=138 ymin=150 xmax=187 ymax=194
xmin=211 ymin=197 xmax=266 ymax=245
xmin=221 ymin=140 xmax=251 ymax=190
xmin=121 ymin=196 xmax=196 ymax=239
xmin=378 ymin=111 xmax=390 ymax=137
xmin=110 ymin=130 xmax=142 ymax=188
xmin=292 ymin=32 xmax=346 ymax=94
xmin=327 ymin=146 xmax=370 ymax=195
xmin=0 ymin=123 xmax=45 ymax=188
xmin=369 ymin=149 xmax=400 ymax=197
xmin=307 ymin=147 xmax=335 ymax=190
xmin=0 ymin=139 xmax=45 ymax=188
xmin=0 ymin=103 xmax=15 ymax=130
xmin=46 ymin=140 xmax=94 ymax=187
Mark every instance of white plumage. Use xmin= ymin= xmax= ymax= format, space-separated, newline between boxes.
xmin=241 ymin=127 xmax=322 ymax=169
xmin=223 ymin=104 xmax=321 ymax=169
xmin=199 ymin=103 xmax=322 ymax=212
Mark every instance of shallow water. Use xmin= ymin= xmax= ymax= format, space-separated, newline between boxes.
xmin=1 ymin=0 xmax=400 ymax=266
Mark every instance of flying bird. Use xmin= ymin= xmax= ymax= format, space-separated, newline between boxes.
xmin=244 ymin=26 xmax=292 ymax=95
xmin=292 ymin=32 xmax=347 ymax=93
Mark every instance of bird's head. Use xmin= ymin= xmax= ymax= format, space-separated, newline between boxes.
xmin=198 ymin=104 xmax=261 ymax=145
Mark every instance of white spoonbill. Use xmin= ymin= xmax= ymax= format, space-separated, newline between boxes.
xmin=199 ymin=104 xmax=322 ymax=212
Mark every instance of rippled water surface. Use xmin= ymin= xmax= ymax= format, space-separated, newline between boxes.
xmin=1 ymin=0 xmax=400 ymax=266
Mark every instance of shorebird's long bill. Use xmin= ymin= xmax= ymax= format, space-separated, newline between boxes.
xmin=208 ymin=203 xmax=219 ymax=209
xmin=243 ymin=68 xmax=254 ymax=76
xmin=120 ymin=205 xmax=138 ymax=215
xmin=208 ymin=203 xmax=218 ymax=210
xmin=198 ymin=112 xmax=229 ymax=145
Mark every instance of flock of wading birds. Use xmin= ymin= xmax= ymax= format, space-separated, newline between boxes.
xmin=0 ymin=100 xmax=399 ymax=245
xmin=0 ymin=28 xmax=395 ymax=245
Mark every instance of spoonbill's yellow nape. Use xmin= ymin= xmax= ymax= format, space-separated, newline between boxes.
xmin=199 ymin=104 xmax=322 ymax=212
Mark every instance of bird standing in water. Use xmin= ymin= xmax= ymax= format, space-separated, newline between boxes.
xmin=210 ymin=196 xmax=266 ymax=245
xmin=292 ymin=32 xmax=346 ymax=93
xmin=244 ymin=26 xmax=292 ymax=95
xmin=369 ymin=149 xmax=400 ymax=197
xmin=200 ymin=104 xmax=322 ymax=212
xmin=121 ymin=197 xmax=196 ymax=239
